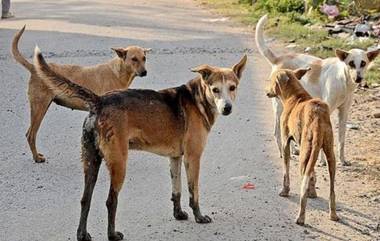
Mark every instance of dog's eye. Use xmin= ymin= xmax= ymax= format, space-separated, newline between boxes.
xmin=348 ymin=61 xmax=355 ymax=68
xmin=212 ymin=88 xmax=220 ymax=94
xmin=142 ymin=56 xmax=146 ymax=62
xmin=360 ymin=61 xmax=366 ymax=68
xmin=132 ymin=57 xmax=138 ymax=62
xmin=229 ymin=86 xmax=236 ymax=91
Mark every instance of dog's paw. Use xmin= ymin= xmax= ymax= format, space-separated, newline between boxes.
xmin=174 ymin=210 xmax=189 ymax=220
xmin=341 ymin=160 xmax=351 ymax=166
xmin=77 ymin=231 xmax=92 ymax=241
xmin=279 ymin=188 xmax=290 ymax=197
xmin=295 ymin=217 xmax=305 ymax=226
xmin=330 ymin=213 xmax=339 ymax=222
xmin=34 ymin=153 xmax=46 ymax=163
xmin=195 ymin=215 xmax=212 ymax=224
xmin=108 ymin=231 xmax=124 ymax=241
xmin=307 ymin=190 xmax=318 ymax=199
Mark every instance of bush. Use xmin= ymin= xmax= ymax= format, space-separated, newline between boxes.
xmin=256 ymin=0 xmax=305 ymax=13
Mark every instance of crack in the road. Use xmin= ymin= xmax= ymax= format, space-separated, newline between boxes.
xmin=0 ymin=47 xmax=256 ymax=60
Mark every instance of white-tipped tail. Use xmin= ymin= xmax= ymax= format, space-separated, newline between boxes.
xmin=33 ymin=45 xmax=100 ymax=110
xmin=255 ymin=15 xmax=277 ymax=65
xmin=34 ymin=45 xmax=41 ymax=58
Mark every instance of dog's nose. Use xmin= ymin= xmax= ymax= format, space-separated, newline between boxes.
xmin=355 ymin=76 xmax=362 ymax=83
xmin=222 ymin=103 xmax=232 ymax=116
xmin=140 ymin=70 xmax=147 ymax=77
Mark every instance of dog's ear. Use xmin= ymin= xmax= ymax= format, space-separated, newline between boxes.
xmin=367 ymin=49 xmax=380 ymax=62
xmin=111 ymin=47 xmax=127 ymax=60
xmin=293 ymin=67 xmax=311 ymax=80
xmin=232 ymin=54 xmax=247 ymax=79
xmin=144 ymin=48 xmax=152 ymax=54
xmin=191 ymin=65 xmax=214 ymax=81
xmin=335 ymin=49 xmax=349 ymax=62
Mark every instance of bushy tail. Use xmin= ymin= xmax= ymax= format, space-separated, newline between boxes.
xmin=255 ymin=15 xmax=278 ymax=65
xmin=12 ymin=25 xmax=34 ymax=71
xmin=33 ymin=46 xmax=100 ymax=111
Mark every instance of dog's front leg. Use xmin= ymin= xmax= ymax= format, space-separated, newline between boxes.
xmin=279 ymin=140 xmax=290 ymax=197
xmin=183 ymin=153 xmax=211 ymax=224
xmin=170 ymin=156 xmax=188 ymax=220
xmin=272 ymin=98 xmax=283 ymax=157
xmin=338 ymin=102 xmax=351 ymax=166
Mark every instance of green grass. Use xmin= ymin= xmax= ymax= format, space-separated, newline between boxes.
xmin=367 ymin=58 xmax=380 ymax=85
xmin=198 ymin=0 xmax=380 ymax=84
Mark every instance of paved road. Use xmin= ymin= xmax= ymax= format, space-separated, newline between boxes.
xmin=0 ymin=1 xmax=377 ymax=241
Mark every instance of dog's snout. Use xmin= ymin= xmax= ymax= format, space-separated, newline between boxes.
xmin=222 ymin=103 xmax=232 ymax=115
xmin=355 ymin=76 xmax=362 ymax=83
xmin=140 ymin=70 xmax=147 ymax=77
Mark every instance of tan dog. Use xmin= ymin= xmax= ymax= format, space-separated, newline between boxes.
xmin=265 ymin=68 xmax=339 ymax=225
xmin=12 ymin=26 xmax=150 ymax=162
xmin=34 ymin=46 xmax=247 ymax=241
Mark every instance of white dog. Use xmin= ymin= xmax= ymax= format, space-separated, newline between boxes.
xmin=256 ymin=15 xmax=379 ymax=166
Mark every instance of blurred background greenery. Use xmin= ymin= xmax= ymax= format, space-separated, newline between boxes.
xmin=198 ymin=0 xmax=380 ymax=84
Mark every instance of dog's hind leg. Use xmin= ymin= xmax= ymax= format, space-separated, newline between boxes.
xmin=296 ymin=139 xmax=319 ymax=225
xmin=323 ymin=137 xmax=339 ymax=222
xmin=98 ymin=116 xmax=128 ymax=241
xmin=279 ymin=140 xmax=291 ymax=197
xmin=296 ymin=174 xmax=310 ymax=226
xmin=103 ymin=150 xmax=127 ymax=241
xmin=170 ymin=156 xmax=188 ymax=220
xmin=298 ymin=141 xmax=318 ymax=198
xmin=272 ymin=98 xmax=283 ymax=157
xmin=308 ymin=171 xmax=318 ymax=198
xmin=77 ymin=119 xmax=102 ymax=241
xmin=26 ymin=95 xmax=53 ymax=162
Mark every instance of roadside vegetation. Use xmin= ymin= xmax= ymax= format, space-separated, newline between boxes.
xmin=198 ymin=0 xmax=380 ymax=84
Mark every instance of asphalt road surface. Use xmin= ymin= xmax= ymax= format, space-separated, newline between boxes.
xmin=0 ymin=1 xmax=378 ymax=241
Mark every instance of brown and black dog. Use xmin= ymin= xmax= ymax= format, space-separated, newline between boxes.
xmin=33 ymin=46 xmax=247 ymax=241
xmin=265 ymin=68 xmax=339 ymax=225
xmin=12 ymin=26 xmax=150 ymax=162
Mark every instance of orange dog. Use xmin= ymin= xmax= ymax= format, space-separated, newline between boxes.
xmin=265 ymin=68 xmax=339 ymax=225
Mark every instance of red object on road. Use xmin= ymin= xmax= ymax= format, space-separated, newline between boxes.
xmin=242 ymin=182 xmax=256 ymax=190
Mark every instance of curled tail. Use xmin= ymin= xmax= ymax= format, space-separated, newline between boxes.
xmin=255 ymin=15 xmax=278 ymax=65
xmin=33 ymin=46 xmax=100 ymax=111
xmin=12 ymin=25 xmax=34 ymax=71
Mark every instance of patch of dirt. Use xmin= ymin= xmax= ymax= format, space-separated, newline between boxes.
xmin=345 ymin=86 xmax=380 ymax=183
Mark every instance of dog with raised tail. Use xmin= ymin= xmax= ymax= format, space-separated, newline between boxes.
xmin=33 ymin=45 xmax=247 ymax=241
xmin=12 ymin=25 xmax=151 ymax=162
xmin=256 ymin=15 xmax=380 ymax=166
xmin=265 ymin=67 xmax=339 ymax=226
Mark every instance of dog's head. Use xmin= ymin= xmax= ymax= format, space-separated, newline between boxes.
xmin=111 ymin=46 xmax=151 ymax=77
xmin=265 ymin=68 xmax=310 ymax=98
xmin=335 ymin=48 xmax=380 ymax=84
xmin=191 ymin=55 xmax=247 ymax=116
